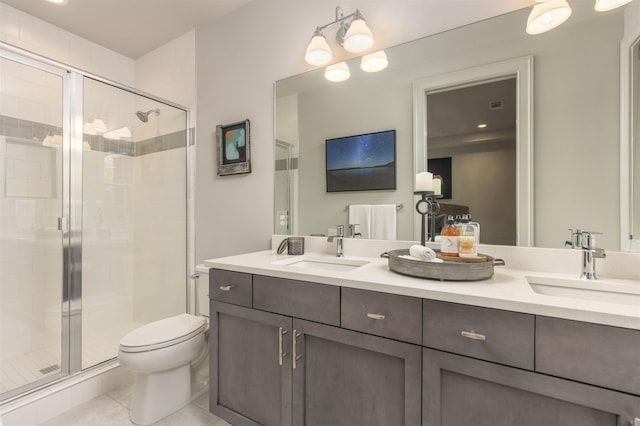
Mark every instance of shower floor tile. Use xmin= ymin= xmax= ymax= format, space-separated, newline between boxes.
xmin=1 ymin=321 xmax=141 ymax=397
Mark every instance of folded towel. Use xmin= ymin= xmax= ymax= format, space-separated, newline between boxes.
xmin=399 ymin=254 xmax=444 ymax=263
xmin=409 ymin=244 xmax=436 ymax=260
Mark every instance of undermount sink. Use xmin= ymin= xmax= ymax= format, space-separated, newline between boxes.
xmin=527 ymin=275 xmax=640 ymax=306
xmin=272 ymin=256 xmax=370 ymax=272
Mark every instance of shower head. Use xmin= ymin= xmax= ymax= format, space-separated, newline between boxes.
xmin=135 ymin=108 xmax=160 ymax=123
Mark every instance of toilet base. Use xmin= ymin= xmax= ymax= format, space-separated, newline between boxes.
xmin=129 ymin=363 xmax=191 ymax=425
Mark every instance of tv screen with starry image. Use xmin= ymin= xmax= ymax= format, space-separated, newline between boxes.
xmin=325 ymin=129 xmax=396 ymax=192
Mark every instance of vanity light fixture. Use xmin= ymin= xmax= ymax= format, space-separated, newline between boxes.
xmin=526 ymin=0 xmax=572 ymax=35
xmin=594 ymin=0 xmax=633 ymax=11
xmin=325 ymin=62 xmax=350 ymax=82
xmin=304 ymin=6 xmax=374 ymax=66
xmin=360 ymin=50 xmax=388 ymax=72
xmin=527 ymin=0 xmax=634 ymax=34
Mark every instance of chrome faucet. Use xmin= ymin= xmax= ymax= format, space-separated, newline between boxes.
xmin=579 ymin=231 xmax=606 ymax=280
xmin=348 ymin=224 xmax=362 ymax=238
xmin=327 ymin=225 xmax=345 ymax=257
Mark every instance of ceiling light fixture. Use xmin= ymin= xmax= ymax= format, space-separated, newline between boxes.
xmin=594 ymin=0 xmax=633 ymax=11
xmin=526 ymin=0 xmax=572 ymax=35
xmin=360 ymin=50 xmax=388 ymax=72
xmin=304 ymin=6 xmax=375 ymax=67
xmin=325 ymin=62 xmax=350 ymax=82
xmin=477 ymin=123 xmax=488 ymax=129
xmin=45 ymin=0 xmax=68 ymax=5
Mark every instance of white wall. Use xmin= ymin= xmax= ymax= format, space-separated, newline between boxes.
xmin=0 ymin=2 xmax=134 ymax=85
xmin=194 ymin=0 xmax=531 ymax=262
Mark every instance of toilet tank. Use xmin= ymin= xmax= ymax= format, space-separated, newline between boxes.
xmin=195 ymin=264 xmax=210 ymax=316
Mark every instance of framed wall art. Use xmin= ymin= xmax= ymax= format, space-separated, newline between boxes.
xmin=216 ymin=119 xmax=251 ymax=176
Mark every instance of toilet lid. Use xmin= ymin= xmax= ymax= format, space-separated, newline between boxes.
xmin=119 ymin=313 xmax=207 ymax=352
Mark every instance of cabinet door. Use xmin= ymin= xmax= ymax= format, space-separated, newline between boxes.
xmin=292 ymin=319 xmax=421 ymax=426
xmin=210 ymin=301 xmax=292 ymax=426
xmin=423 ymin=348 xmax=640 ymax=426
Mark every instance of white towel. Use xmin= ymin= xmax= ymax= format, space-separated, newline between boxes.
xmin=371 ymin=204 xmax=396 ymax=240
xmin=409 ymin=244 xmax=436 ymax=260
xmin=399 ymin=255 xmax=443 ymax=263
xmin=348 ymin=204 xmax=372 ymax=239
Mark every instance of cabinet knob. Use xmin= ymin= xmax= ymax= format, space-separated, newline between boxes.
xmin=461 ymin=330 xmax=486 ymax=341
xmin=219 ymin=284 xmax=235 ymax=292
xmin=367 ymin=313 xmax=385 ymax=320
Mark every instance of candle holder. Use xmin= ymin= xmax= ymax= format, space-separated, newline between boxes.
xmin=414 ymin=191 xmax=442 ymax=245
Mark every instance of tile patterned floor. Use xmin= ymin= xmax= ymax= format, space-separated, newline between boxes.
xmin=37 ymin=386 xmax=232 ymax=426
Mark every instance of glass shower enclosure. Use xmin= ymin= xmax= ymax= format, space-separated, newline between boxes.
xmin=0 ymin=44 xmax=189 ymax=401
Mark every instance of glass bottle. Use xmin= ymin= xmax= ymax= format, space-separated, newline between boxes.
xmin=458 ymin=214 xmax=478 ymax=258
xmin=440 ymin=215 xmax=459 ymax=257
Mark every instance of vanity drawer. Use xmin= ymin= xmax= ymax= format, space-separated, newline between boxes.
xmin=209 ymin=269 xmax=252 ymax=308
xmin=253 ymin=275 xmax=340 ymax=326
xmin=536 ymin=317 xmax=640 ymax=395
xmin=341 ymin=287 xmax=422 ymax=345
xmin=423 ymin=300 xmax=535 ymax=370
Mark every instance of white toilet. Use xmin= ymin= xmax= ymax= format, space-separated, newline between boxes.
xmin=118 ymin=266 xmax=210 ymax=425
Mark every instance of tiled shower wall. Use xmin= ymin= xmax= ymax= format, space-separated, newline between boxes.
xmin=0 ymin=115 xmax=187 ymax=362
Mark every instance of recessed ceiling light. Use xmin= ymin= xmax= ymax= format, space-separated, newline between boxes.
xmin=477 ymin=123 xmax=488 ymax=129
xmin=45 ymin=0 xmax=68 ymax=5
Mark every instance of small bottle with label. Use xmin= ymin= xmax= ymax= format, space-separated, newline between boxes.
xmin=458 ymin=214 xmax=478 ymax=258
xmin=440 ymin=215 xmax=459 ymax=257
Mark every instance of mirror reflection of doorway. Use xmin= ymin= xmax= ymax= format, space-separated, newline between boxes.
xmin=426 ymin=78 xmax=517 ymax=245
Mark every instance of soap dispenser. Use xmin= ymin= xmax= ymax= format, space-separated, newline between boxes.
xmin=440 ymin=215 xmax=459 ymax=257
xmin=458 ymin=214 xmax=478 ymax=258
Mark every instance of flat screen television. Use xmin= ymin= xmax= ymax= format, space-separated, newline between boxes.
xmin=325 ymin=129 xmax=396 ymax=192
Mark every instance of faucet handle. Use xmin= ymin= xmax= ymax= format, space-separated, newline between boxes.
xmin=335 ymin=225 xmax=344 ymax=237
xmin=566 ymin=228 xmax=583 ymax=249
xmin=581 ymin=231 xmax=602 ymax=250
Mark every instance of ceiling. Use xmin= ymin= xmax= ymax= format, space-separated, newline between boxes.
xmin=1 ymin=0 xmax=252 ymax=59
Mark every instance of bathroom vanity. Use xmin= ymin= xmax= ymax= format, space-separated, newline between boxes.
xmin=205 ymin=243 xmax=640 ymax=426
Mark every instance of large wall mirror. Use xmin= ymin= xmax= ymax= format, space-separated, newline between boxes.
xmin=275 ymin=1 xmax=640 ymax=252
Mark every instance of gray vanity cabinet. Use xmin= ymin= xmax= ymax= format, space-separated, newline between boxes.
xmin=292 ymin=318 xmax=422 ymax=426
xmin=423 ymin=348 xmax=640 ymax=426
xmin=210 ymin=301 xmax=293 ymax=426
xmin=209 ymin=270 xmax=422 ymax=426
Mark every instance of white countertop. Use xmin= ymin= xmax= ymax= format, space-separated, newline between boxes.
xmin=205 ymin=248 xmax=640 ymax=330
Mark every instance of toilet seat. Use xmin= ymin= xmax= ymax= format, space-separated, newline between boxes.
xmin=120 ymin=313 xmax=207 ymax=353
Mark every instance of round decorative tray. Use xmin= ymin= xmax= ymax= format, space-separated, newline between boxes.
xmin=383 ymin=249 xmax=504 ymax=281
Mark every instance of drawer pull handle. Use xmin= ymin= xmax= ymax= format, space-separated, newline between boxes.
xmin=293 ymin=330 xmax=301 ymax=369
xmin=367 ymin=313 xmax=385 ymax=320
xmin=219 ymin=285 xmax=236 ymax=292
xmin=278 ymin=327 xmax=288 ymax=366
xmin=461 ymin=330 xmax=486 ymax=341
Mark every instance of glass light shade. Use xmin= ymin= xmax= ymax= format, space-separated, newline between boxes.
xmin=343 ymin=18 xmax=374 ymax=53
xmin=594 ymin=0 xmax=632 ymax=11
xmin=360 ymin=50 xmax=388 ymax=72
xmin=325 ymin=62 xmax=350 ymax=82
xmin=45 ymin=0 xmax=68 ymax=4
xmin=305 ymin=34 xmax=332 ymax=66
xmin=526 ymin=0 xmax=572 ymax=35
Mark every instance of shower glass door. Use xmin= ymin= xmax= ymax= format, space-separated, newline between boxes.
xmin=0 ymin=53 xmax=68 ymax=397
xmin=81 ymin=77 xmax=188 ymax=369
